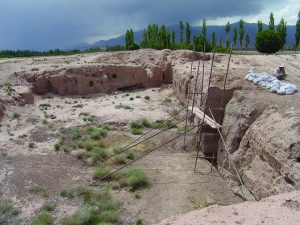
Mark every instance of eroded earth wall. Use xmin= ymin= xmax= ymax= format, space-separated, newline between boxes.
xmin=218 ymin=91 xmax=300 ymax=200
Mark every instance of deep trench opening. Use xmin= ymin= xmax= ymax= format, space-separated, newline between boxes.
xmin=117 ymin=84 xmax=144 ymax=92
xmin=196 ymin=87 xmax=235 ymax=164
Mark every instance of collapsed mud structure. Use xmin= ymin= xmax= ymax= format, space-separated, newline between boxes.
xmin=0 ymin=49 xmax=300 ymax=223
xmin=23 ymin=50 xmax=189 ymax=95
xmin=26 ymin=64 xmax=172 ymax=95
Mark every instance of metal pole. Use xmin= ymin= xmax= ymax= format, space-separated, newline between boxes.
xmin=218 ymin=46 xmax=232 ymax=123
xmin=200 ymin=43 xmax=206 ymax=106
xmin=208 ymin=107 xmax=246 ymax=200
xmin=183 ymin=61 xmax=194 ymax=149
xmin=191 ymin=61 xmax=201 ymax=114
xmin=194 ymin=52 xmax=215 ymax=172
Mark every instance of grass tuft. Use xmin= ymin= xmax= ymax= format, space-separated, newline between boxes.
xmin=40 ymin=202 xmax=56 ymax=212
xmin=93 ymin=166 xmax=112 ymax=180
xmin=32 ymin=212 xmax=54 ymax=225
xmin=0 ymin=198 xmax=20 ymax=225
xmin=91 ymin=147 xmax=110 ymax=163
xmin=130 ymin=128 xmax=143 ymax=135
xmin=114 ymin=104 xmax=133 ymax=110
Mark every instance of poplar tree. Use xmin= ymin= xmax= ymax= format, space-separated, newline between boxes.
xmin=171 ymin=30 xmax=176 ymax=47
xmin=239 ymin=19 xmax=244 ymax=51
xmin=179 ymin=21 xmax=184 ymax=44
xmin=225 ymin=21 xmax=231 ymax=49
xmin=257 ymin=20 xmax=263 ymax=32
xmin=233 ymin=27 xmax=238 ymax=48
xmin=269 ymin=12 xmax=275 ymax=31
xmin=211 ymin=32 xmax=216 ymax=49
xmin=295 ymin=11 xmax=300 ymax=50
xmin=186 ymin=22 xmax=191 ymax=45
xmin=202 ymin=19 xmax=207 ymax=44
xmin=245 ymin=33 xmax=250 ymax=52
xmin=276 ymin=18 xmax=287 ymax=50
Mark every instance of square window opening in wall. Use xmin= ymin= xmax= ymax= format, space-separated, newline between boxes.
xmin=89 ymin=81 xmax=94 ymax=87
xmin=112 ymin=74 xmax=117 ymax=79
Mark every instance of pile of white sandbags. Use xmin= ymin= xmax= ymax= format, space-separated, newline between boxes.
xmin=245 ymin=70 xmax=298 ymax=95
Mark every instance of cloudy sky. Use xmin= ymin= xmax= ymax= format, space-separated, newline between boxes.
xmin=0 ymin=0 xmax=299 ymax=50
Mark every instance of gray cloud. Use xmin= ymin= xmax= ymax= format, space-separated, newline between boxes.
xmin=0 ymin=0 xmax=278 ymax=50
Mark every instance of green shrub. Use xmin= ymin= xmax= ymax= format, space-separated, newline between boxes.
xmin=42 ymin=119 xmax=48 ymax=125
xmin=71 ymin=128 xmax=81 ymax=140
xmin=32 ymin=212 xmax=54 ymax=225
xmin=141 ymin=119 xmax=151 ymax=128
xmin=135 ymin=95 xmax=141 ymax=98
xmin=91 ymin=147 xmax=109 ymax=162
xmin=144 ymin=96 xmax=150 ymax=100
xmin=79 ymin=113 xmax=95 ymax=122
xmin=40 ymin=202 xmax=56 ymax=212
xmin=12 ymin=113 xmax=21 ymax=120
xmin=93 ymin=189 xmax=120 ymax=211
xmin=163 ymin=97 xmax=172 ymax=103
xmin=60 ymin=189 xmax=75 ymax=199
xmin=126 ymin=168 xmax=149 ymax=191
xmin=101 ymin=124 xmax=112 ymax=131
xmin=213 ymin=45 xmax=230 ymax=53
xmin=131 ymin=128 xmax=143 ymax=135
xmin=130 ymin=120 xmax=143 ymax=129
xmin=151 ymin=120 xmax=174 ymax=129
xmin=63 ymin=206 xmax=93 ymax=225
xmin=2 ymin=82 xmax=15 ymax=96
xmin=18 ymin=134 xmax=27 ymax=138
xmin=39 ymin=103 xmax=51 ymax=111
xmin=72 ymin=104 xmax=83 ymax=108
xmin=255 ymin=30 xmax=281 ymax=54
xmin=129 ymin=97 xmax=134 ymax=101
xmin=116 ymin=168 xmax=149 ymax=192
xmin=77 ymin=140 xmax=97 ymax=151
xmin=54 ymin=143 xmax=60 ymax=151
xmin=76 ymin=151 xmax=91 ymax=161
xmin=93 ymin=166 xmax=112 ymax=180
xmin=110 ymin=155 xmax=127 ymax=165
xmin=0 ymin=198 xmax=20 ymax=225
xmin=99 ymin=210 xmax=119 ymax=223
xmin=28 ymin=184 xmax=48 ymax=197
xmin=114 ymin=104 xmax=132 ymax=110
xmin=88 ymin=127 xmax=107 ymax=140
xmin=62 ymin=189 xmax=120 ymax=225
xmin=28 ymin=142 xmax=36 ymax=149
xmin=126 ymin=152 xmax=135 ymax=160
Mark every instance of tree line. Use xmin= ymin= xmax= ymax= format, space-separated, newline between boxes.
xmin=0 ymin=48 xmax=101 ymax=58
xmin=122 ymin=11 xmax=300 ymax=54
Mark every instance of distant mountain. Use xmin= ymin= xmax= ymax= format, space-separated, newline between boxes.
xmin=72 ymin=22 xmax=297 ymax=50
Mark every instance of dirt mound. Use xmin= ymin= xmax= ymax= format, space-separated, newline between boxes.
xmin=157 ymin=190 xmax=300 ymax=225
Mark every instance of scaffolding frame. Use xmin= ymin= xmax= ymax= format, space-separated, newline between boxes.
xmin=182 ymin=50 xmax=230 ymax=172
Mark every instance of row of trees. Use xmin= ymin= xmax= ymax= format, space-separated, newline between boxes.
xmin=123 ymin=11 xmax=300 ymax=54
xmin=0 ymin=48 xmax=102 ymax=58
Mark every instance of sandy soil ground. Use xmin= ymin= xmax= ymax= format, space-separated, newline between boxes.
xmin=0 ymin=51 xmax=299 ymax=224
xmin=0 ymin=84 xmax=242 ymax=224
